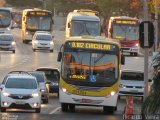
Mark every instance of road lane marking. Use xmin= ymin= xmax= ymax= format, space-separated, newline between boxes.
xmin=49 ymin=107 xmax=61 ymax=114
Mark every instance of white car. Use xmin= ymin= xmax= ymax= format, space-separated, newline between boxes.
xmin=0 ymin=34 xmax=16 ymax=53
xmin=119 ymin=69 xmax=152 ymax=99
xmin=32 ymin=32 xmax=54 ymax=52
xmin=0 ymin=72 xmax=41 ymax=113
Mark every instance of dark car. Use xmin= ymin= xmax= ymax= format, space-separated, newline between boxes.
xmin=35 ymin=67 xmax=60 ymax=95
xmin=28 ymin=71 xmax=49 ymax=104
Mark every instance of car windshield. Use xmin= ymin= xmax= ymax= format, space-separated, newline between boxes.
xmin=29 ymin=72 xmax=45 ymax=82
xmin=5 ymin=78 xmax=37 ymax=89
xmin=27 ymin=16 xmax=52 ymax=31
xmin=112 ymin=24 xmax=139 ymax=40
xmin=0 ymin=35 xmax=13 ymax=41
xmin=62 ymin=50 xmax=118 ymax=87
xmin=36 ymin=69 xmax=60 ymax=82
xmin=36 ymin=34 xmax=52 ymax=41
xmin=71 ymin=20 xmax=100 ymax=36
xmin=121 ymin=72 xmax=144 ymax=81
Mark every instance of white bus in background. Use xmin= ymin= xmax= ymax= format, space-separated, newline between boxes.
xmin=66 ymin=9 xmax=101 ymax=38
xmin=0 ymin=8 xmax=13 ymax=33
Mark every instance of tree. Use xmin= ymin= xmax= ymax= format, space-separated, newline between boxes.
xmin=141 ymin=50 xmax=160 ymax=118
xmin=5 ymin=0 xmax=42 ymax=7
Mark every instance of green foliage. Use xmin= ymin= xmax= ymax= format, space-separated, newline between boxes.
xmin=6 ymin=0 xmax=42 ymax=7
xmin=142 ymin=53 xmax=160 ymax=116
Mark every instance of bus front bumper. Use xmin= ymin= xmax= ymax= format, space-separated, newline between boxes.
xmin=59 ymin=89 xmax=118 ymax=107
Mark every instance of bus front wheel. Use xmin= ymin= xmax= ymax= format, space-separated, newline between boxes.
xmin=103 ymin=106 xmax=114 ymax=114
xmin=69 ymin=104 xmax=75 ymax=112
xmin=61 ymin=103 xmax=68 ymax=112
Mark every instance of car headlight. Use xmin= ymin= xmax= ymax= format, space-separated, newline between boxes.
xmin=3 ymin=92 xmax=10 ymax=97
xmin=11 ymin=41 xmax=16 ymax=45
xmin=26 ymin=32 xmax=29 ymax=35
xmin=53 ymin=82 xmax=58 ymax=86
xmin=40 ymin=89 xmax=46 ymax=92
xmin=50 ymin=41 xmax=54 ymax=45
xmin=32 ymin=93 xmax=39 ymax=97
xmin=119 ymin=84 xmax=126 ymax=88
xmin=34 ymin=40 xmax=39 ymax=44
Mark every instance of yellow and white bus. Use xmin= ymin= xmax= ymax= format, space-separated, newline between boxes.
xmin=57 ymin=36 xmax=125 ymax=113
xmin=66 ymin=9 xmax=101 ymax=38
xmin=22 ymin=8 xmax=53 ymax=43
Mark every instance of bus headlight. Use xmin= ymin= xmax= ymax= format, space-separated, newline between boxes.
xmin=34 ymin=40 xmax=39 ymax=44
xmin=110 ymin=91 xmax=116 ymax=96
xmin=62 ymin=88 xmax=67 ymax=93
xmin=11 ymin=41 xmax=16 ymax=45
xmin=135 ymin=43 xmax=139 ymax=47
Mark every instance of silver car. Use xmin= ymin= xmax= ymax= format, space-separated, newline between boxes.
xmin=0 ymin=34 xmax=16 ymax=53
xmin=119 ymin=69 xmax=152 ymax=99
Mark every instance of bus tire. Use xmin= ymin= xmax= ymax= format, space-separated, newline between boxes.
xmin=134 ymin=52 xmax=138 ymax=56
xmin=103 ymin=106 xmax=114 ymax=114
xmin=61 ymin=103 xmax=68 ymax=112
xmin=69 ymin=104 xmax=75 ymax=112
xmin=130 ymin=52 xmax=133 ymax=56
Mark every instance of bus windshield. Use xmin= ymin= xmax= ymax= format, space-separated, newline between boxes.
xmin=0 ymin=10 xmax=11 ymax=27
xmin=62 ymin=50 xmax=118 ymax=87
xmin=112 ymin=25 xmax=139 ymax=40
xmin=70 ymin=20 xmax=100 ymax=36
xmin=26 ymin=16 xmax=52 ymax=31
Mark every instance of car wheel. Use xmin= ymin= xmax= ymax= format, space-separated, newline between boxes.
xmin=35 ymin=108 xmax=41 ymax=113
xmin=1 ymin=107 xmax=6 ymax=112
xmin=103 ymin=106 xmax=114 ymax=114
xmin=12 ymin=50 xmax=15 ymax=53
xmin=43 ymin=98 xmax=49 ymax=104
xmin=33 ymin=48 xmax=36 ymax=52
xmin=61 ymin=103 xmax=68 ymax=112
xmin=134 ymin=52 xmax=138 ymax=56
xmin=118 ymin=96 xmax=121 ymax=99
xmin=50 ymin=49 xmax=53 ymax=52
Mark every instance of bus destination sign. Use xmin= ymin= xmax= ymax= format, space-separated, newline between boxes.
xmin=29 ymin=11 xmax=50 ymax=16
xmin=115 ymin=20 xmax=138 ymax=25
xmin=65 ymin=41 xmax=117 ymax=51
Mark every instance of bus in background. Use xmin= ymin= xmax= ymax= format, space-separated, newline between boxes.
xmin=66 ymin=9 xmax=101 ymax=38
xmin=0 ymin=8 xmax=13 ymax=33
xmin=12 ymin=10 xmax=22 ymax=29
xmin=107 ymin=16 xmax=140 ymax=56
xmin=22 ymin=8 xmax=53 ymax=43
xmin=57 ymin=36 xmax=125 ymax=114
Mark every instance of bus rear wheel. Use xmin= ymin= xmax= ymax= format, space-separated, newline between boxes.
xmin=103 ymin=106 xmax=114 ymax=114
xmin=61 ymin=103 xmax=68 ymax=112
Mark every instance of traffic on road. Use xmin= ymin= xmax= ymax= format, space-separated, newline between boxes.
xmin=0 ymin=2 xmax=155 ymax=120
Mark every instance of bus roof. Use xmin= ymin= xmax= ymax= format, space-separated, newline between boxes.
xmin=67 ymin=11 xmax=100 ymax=22
xmin=110 ymin=16 xmax=139 ymax=21
xmin=65 ymin=36 xmax=120 ymax=47
xmin=23 ymin=8 xmax=51 ymax=13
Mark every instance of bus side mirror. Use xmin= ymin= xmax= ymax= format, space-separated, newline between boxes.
xmin=121 ymin=55 xmax=125 ymax=65
xmin=57 ymin=52 xmax=62 ymax=62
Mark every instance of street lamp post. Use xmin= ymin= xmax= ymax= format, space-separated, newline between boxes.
xmin=155 ymin=0 xmax=159 ymax=50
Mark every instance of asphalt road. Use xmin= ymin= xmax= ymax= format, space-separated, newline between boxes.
xmin=0 ymin=28 xmax=144 ymax=120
